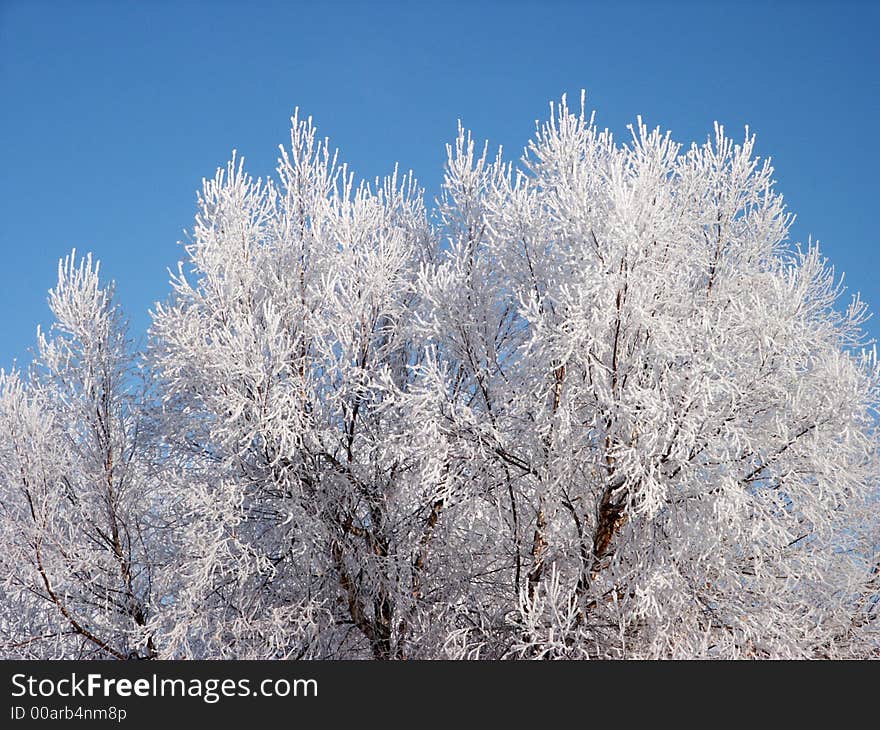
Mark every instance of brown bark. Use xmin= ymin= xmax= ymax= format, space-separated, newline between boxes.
xmin=526 ymin=503 xmax=548 ymax=603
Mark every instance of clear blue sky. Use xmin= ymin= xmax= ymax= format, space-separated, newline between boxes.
xmin=1 ymin=0 xmax=877 ymax=368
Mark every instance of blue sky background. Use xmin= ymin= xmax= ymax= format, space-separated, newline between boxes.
xmin=1 ymin=0 xmax=877 ymax=368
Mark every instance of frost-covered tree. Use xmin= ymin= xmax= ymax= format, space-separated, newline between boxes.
xmin=0 ymin=253 xmax=162 ymax=658
xmin=423 ymin=95 xmax=880 ymax=658
xmin=148 ymin=113 xmax=451 ymax=659
xmin=1 ymin=95 xmax=878 ymax=659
